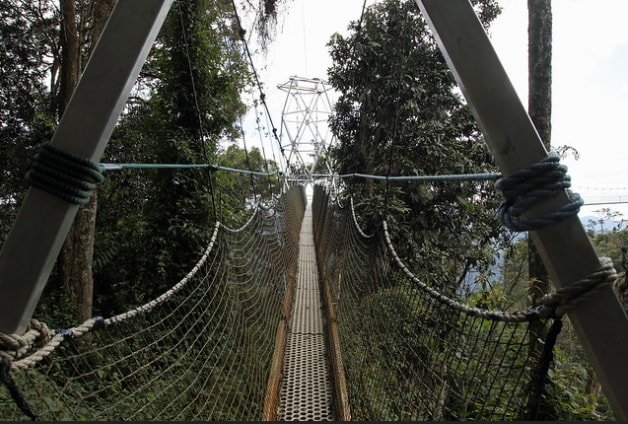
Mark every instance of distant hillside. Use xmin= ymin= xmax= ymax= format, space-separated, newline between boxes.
xmin=463 ymin=214 xmax=625 ymax=289
xmin=579 ymin=215 xmax=626 ymax=233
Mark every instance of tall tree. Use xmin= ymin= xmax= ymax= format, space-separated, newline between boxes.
xmin=526 ymin=0 xmax=554 ymax=419
xmin=0 ymin=0 xmax=57 ymax=239
xmin=91 ymin=0 xmax=255 ymax=311
xmin=1 ymin=0 xmax=287 ymax=320
xmin=56 ymin=0 xmax=116 ymax=323
xmin=527 ymin=0 xmax=551 ymax=343
xmin=139 ymin=0 xmax=251 ymax=281
xmin=328 ymin=0 xmax=504 ymax=287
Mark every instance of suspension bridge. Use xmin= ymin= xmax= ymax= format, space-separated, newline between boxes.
xmin=0 ymin=181 xmax=623 ymax=420
xmin=2 ymin=0 xmax=628 ymax=421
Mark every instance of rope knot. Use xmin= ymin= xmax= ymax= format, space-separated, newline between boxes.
xmin=496 ymin=152 xmax=583 ymax=232
xmin=0 ymin=319 xmax=51 ymax=361
xmin=537 ymin=257 xmax=616 ymax=318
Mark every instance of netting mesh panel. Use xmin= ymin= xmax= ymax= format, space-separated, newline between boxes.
xmin=0 ymin=186 xmax=305 ymax=421
xmin=312 ymin=184 xmax=547 ymax=421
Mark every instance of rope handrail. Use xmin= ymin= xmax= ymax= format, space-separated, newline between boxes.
xmin=311 ymin=171 xmax=502 ymax=182
xmin=382 ymin=220 xmax=616 ymax=322
xmin=350 ymin=197 xmax=375 ymax=239
xmin=220 ymin=204 xmax=260 ymax=234
xmin=0 ymin=186 xmax=305 ymax=420
xmin=1 ymin=186 xmax=299 ymax=372
xmin=101 ymin=162 xmax=279 ymax=177
xmin=5 ymin=220 xmax=222 ymax=371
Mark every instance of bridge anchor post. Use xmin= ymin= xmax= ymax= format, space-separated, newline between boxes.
xmin=416 ymin=0 xmax=628 ymax=419
xmin=0 ymin=0 xmax=174 ymax=334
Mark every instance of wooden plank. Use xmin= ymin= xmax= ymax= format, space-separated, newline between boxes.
xmin=0 ymin=0 xmax=174 ymax=334
xmin=415 ymin=0 xmax=628 ymax=418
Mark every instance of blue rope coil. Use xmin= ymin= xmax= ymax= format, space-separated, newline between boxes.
xmin=25 ymin=143 xmax=104 ymax=205
xmin=496 ymin=152 xmax=584 ymax=232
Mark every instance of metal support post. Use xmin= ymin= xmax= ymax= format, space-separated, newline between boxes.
xmin=0 ymin=0 xmax=174 ymax=334
xmin=415 ymin=0 xmax=628 ymax=418
xmin=277 ymin=76 xmax=337 ymax=182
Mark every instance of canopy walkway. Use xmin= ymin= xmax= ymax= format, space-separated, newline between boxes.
xmin=0 ymin=184 xmax=621 ymax=420
xmin=277 ymin=197 xmax=334 ymax=421
xmin=2 ymin=0 xmax=628 ymax=420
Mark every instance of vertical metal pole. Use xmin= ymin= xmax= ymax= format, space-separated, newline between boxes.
xmin=0 ymin=0 xmax=174 ymax=334
xmin=415 ymin=0 xmax=628 ymax=419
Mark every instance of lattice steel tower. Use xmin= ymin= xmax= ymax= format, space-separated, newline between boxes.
xmin=277 ymin=76 xmax=336 ymax=181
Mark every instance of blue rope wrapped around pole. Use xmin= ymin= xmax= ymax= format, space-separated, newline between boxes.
xmin=25 ymin=143 xmax=104 ymax=205
xmin=496 ymin=152 xmax=584 ymax=232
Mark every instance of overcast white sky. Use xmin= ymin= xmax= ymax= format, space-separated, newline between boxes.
xmin=240 ymin=0 xmax=628 ymax=218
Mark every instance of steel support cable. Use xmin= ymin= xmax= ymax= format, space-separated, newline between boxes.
xmin=238 ymin=116 xmax=259 ymax=201
xmin=252 ymin=110 xmax=276 ymax=196
xmin=229 ymin=0 xmax=288 ymax=166
xmin=176 ymin=1 xmax=218 ymax=220
xmin=101 ymin=162 xmax=278 ymax=177
xmin=383 ymin=55 xmax=403 ymax=220
xmin=313 ymin=171 xmax=502 ymax=182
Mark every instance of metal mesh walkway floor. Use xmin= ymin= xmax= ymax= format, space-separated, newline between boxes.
xmin=277 ymin=197 xmax=335 ymax=421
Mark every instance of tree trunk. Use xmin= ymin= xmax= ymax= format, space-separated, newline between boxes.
xmin=89 ymin=0 xmax=118 ymax=48
xmin=527 ymin=0 xmax=552 ymax=337
xmin=60 ymin=194 xmax=98 ymax=322
xmin=585 ymin=364 xmax=603 ymax=398
xmin=57 ymin=0 xmax=115 ymax=323
xmin=526 ymin=0 xmax=553 ymax=418
xmin=58 ymin=0 xmax=79 ymax=114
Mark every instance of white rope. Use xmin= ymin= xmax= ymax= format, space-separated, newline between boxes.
xmin=4 ymin=221 xmax=222 ymax=371
xmin=105 ymin=220 xmax=221 ymax=325
xmin=350 ymin=196 xmax=375 ymax=239
xmin=382 ymin=220 xmax=617 ymax=322
xmin=221 ymin=204 xmax=260 ymax=234
xmin=0 ymin=319 xmax=50 ymax=362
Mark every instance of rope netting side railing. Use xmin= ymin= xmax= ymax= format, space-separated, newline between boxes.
xmin=311 ymin=184 xmax=613 ymax=421
xmin=0 ymin=185 xmax=305 ymax=421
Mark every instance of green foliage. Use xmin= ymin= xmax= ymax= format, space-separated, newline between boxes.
xmin=89 ymin=0 xmax=255 ymax=316
xmin=0 ymin=0 xmax=270 ymax=325
xmin=495 ymin=229 xmax=621 ymax=420
xmin=327 ymin=0 xmax=506 ymax=290
xmin=336 ymin=273 xmax=534 ymax=421
xmin=215 ymin=144 xmax=279 ymax=225
xmin=539 ymin=346 xmax=614 ymax=421
xmin=0 ymin=0 xmax=57 ymax=241
xmin=0 ymin=1 xmax=56 ymax=126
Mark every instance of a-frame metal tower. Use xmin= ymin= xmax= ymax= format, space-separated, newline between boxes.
xmin=277 ymin=76 xmax=336 ymax=182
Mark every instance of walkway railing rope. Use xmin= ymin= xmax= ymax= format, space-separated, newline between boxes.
xmin=0 ymin=186 xmax=305 ymax=421
xmin=311 ymin=184 xmax=619 ymax=420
